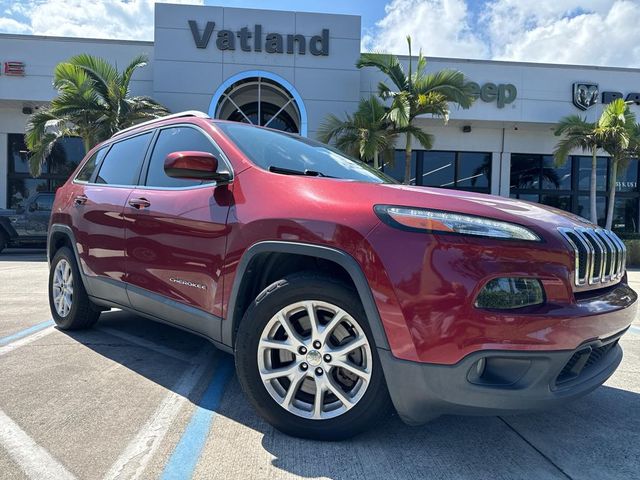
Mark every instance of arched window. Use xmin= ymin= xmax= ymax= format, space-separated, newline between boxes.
xmin=209 ymin=71 xmax=307 ymax=135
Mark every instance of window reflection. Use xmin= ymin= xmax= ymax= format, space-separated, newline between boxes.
xmin=6 ymin=134 xmax=85 ymax=209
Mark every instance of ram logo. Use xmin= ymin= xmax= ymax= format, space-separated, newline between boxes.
xmin=573 ymin=82 xmax=599 ymax=111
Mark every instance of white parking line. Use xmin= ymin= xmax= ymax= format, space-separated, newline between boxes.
xmin=0 ymin=408 xmax=77 ymax=480
xmin=103 ymin=348 xmax=216 ymax=480
xmin=97 ymin=327 xmax=195 ymax=364
xmin=0 ymin=326 xmax=56 ymax=357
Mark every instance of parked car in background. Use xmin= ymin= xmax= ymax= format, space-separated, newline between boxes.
xmin=47 ymin=111 xmax=637 ymax=440
xmin=0 ymin=192 xmax=54 ymax=253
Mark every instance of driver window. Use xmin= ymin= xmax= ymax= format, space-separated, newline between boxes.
xmin=145 ymin=127 xmax=224 ymax=188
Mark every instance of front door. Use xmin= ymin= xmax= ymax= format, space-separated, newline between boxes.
xmin=124 ymin=125 xmax=232 ymax=336
xmin=26 ymin=193 xmax=54 ymax=236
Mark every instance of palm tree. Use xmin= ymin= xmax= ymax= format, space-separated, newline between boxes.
xmin=598 ymin=99 xmax=637 ymax=230
xmin=317 ymin=96 xmax=397 ymax=169
xmin=357 ymin=36 xmax=476 ymax=184
xmin=26 ymin=54 xmax=169 ymax=176
xmin=554 ymin=116 xmax=599 ymax=223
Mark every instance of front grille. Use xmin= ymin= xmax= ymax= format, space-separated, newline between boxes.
xmin=556 ymin=340 xmax=619 ymax=385
xmin=558 ymin=227 xmax=626 ymax=286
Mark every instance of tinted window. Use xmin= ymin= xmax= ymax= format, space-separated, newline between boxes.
xmin=76 ymin=149 xmax=107 ymax=182
xmin=510 ymin=154 xmax=541 ymax=189
xmin=217 ymin=122 xmax=393 ymax=183
xmin=96 ymin=133 xmax=152 ymax=185
xmin=577 ymin=156 xmax=607 ymax=191
xmin=382 ymin=151 xmax=416 ymax=184
xmin=33 ymin=194 xmax=54 ymax=212
xmin=422 ymin=151 xmax=455 ymax=187
xmin=458 ymin=152 xmax=491 ymax=189
xmin=145 ymin=127 xmax=223 ymax=188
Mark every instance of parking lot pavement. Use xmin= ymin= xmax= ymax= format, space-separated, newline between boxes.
xmin=0 ymin=251 xmax=639 ymax=479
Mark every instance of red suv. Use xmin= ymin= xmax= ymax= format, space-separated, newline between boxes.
xmin=48 ymin=111 xmax=637 ymax=440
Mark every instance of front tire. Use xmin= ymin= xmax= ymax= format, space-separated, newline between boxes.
xmin=235 ymin=272 xmax=391 ymax=440
xmin=0 ymin=230 xmax=7 ymax=254
xmin=49 ymin=247 xmax=100 ymax=330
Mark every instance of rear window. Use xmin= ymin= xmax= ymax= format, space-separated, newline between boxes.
xmin=215 ymin=122 xmax=394 ymax=183
xmin=95 ymin=133 xmax=152 ymax=186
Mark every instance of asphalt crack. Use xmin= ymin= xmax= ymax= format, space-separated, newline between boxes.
xmin=498 ymin=416 xmax=573 ymax=479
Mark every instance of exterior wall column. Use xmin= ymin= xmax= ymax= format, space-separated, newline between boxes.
xmin=490 ymin=152 xmax=501 ymax=196
xmin=499 ymin=151 xmax=511 ymax=197
xmin=0 ymin=133 xmax=7 ymax=209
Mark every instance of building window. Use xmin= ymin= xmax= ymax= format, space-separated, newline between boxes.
xmin=382 ymin=150 xmax=491 ymax=193
xmin=7 ymin=134 xmax=85 ymax=209
xmin=511 ymin=153 xmax=640 ymax=233
xmin=510 ymin=153 xmax=574 ymax=211
xmin=214 ymin=75 xmax=302 ymax=134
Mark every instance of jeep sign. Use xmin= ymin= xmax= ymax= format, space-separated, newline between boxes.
xmin=467 ymin=82 xmax=517 ymax=108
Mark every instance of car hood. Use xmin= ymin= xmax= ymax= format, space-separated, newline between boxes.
xmin=363 ymin=183 xmax=594 ymax=232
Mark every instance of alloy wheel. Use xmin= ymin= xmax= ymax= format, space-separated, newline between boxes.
xmin=52 ymin=259 xmax=73 ymax=317
xmin=257 ymin=300 xmax=372 ymax=420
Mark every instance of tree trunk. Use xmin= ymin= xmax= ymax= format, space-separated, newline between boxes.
xmin=590 ymin=148 xmax=597 ymax=224
xmin=373 ymin=150 xmax=379 ymax=170
xmin=403 ymin=133 xmax=412 ymax=185
xmin=81 ymin=135 xmax=93 ymax=156
xmin=605 ymin=159 xmax=618 ymax=230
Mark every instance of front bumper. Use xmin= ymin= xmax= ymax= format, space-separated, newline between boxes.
xmin=380 ymin=327 xmax=627 ymax=425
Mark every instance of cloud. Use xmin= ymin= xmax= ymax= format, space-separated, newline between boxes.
xmin=0 ymin=16 xmax=31 ymax=34
xmin=362 ymin=0 xmax=488 ymax=58
xmin=0 ymin=0 xmax=203 ymax=40
xmin=365 ymin=0 xmax=640 ymax=68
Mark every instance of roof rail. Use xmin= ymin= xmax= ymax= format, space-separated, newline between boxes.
xmin=112 ymin=110 xmax=211 ymax=138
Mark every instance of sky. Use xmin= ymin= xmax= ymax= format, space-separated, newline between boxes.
xmin=2 ymin=0 xmax=640 ymax=68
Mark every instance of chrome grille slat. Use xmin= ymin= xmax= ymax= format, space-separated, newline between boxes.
xmin=558 ymin=227 xmax=626 ymax=287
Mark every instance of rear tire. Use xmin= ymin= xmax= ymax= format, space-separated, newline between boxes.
xmin=49 ymin=247 xmax=100 ymax=330
xmin=235 ymin=272 xmax=391 ymax=440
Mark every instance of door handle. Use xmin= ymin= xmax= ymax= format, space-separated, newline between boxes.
xmin=128 ymin=197 xmax=151 ymax=209
xmin=74 ymin=195 xmax=88 ymax=206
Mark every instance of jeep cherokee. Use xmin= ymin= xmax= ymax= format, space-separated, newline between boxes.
xmin=47 ymin=111 xmax=638 ymax=440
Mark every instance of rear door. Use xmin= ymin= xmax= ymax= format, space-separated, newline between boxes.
xmin=124 ymin=125 xmax=232 ymax=334
xmin=71 ymin=132 xmax=153 ymax=305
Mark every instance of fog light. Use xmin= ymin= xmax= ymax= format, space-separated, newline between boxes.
xmin=475 ymin=278 xmax=544 ymax=310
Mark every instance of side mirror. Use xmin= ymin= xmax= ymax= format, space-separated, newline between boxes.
xmin=164 ymin=151 xmax=230 ymax=182
xmin=28 ymin=202 xmax=37 ymax=212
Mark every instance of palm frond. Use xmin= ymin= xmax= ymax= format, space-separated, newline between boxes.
xmin=357 ymin=52 xmax=408 ymax=91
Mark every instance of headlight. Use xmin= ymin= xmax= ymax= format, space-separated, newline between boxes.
xmin=475 ymin=277 xmax=545 ymax=309
xmin=374 ymin=205 xmax=540 ymax=241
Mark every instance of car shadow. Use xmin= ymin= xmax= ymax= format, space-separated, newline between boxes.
xmin=61 ymin=310 xmax=640 ymax=480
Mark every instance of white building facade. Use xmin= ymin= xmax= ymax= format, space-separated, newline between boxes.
xmin=1 ymin=3 xmax=640 ymax=231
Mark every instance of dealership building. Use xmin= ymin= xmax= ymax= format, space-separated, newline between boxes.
xmin=1 ymin=3 xmax=640 ymax=231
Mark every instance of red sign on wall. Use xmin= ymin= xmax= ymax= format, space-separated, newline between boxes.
xmin=4 ymin=61 xmax=25 ymax=76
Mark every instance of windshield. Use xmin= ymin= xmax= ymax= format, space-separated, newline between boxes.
xmin=215 ymin=121 xmax=396 ymax=184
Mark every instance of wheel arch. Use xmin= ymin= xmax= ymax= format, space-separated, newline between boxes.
xmin=223 ymin=241 xmax=390 ymax=351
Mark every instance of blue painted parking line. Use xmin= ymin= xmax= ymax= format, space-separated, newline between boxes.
xmin=629 ymin=325 xmax=640 ymax=335
xmin=0 ymin=320 xmax=54 ymax=346
xmin=160 ymin=354 xmax=234 ymax=480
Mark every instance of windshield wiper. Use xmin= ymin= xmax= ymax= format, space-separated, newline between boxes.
xmin=268 ymin=165 xmax=334 ymax=178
